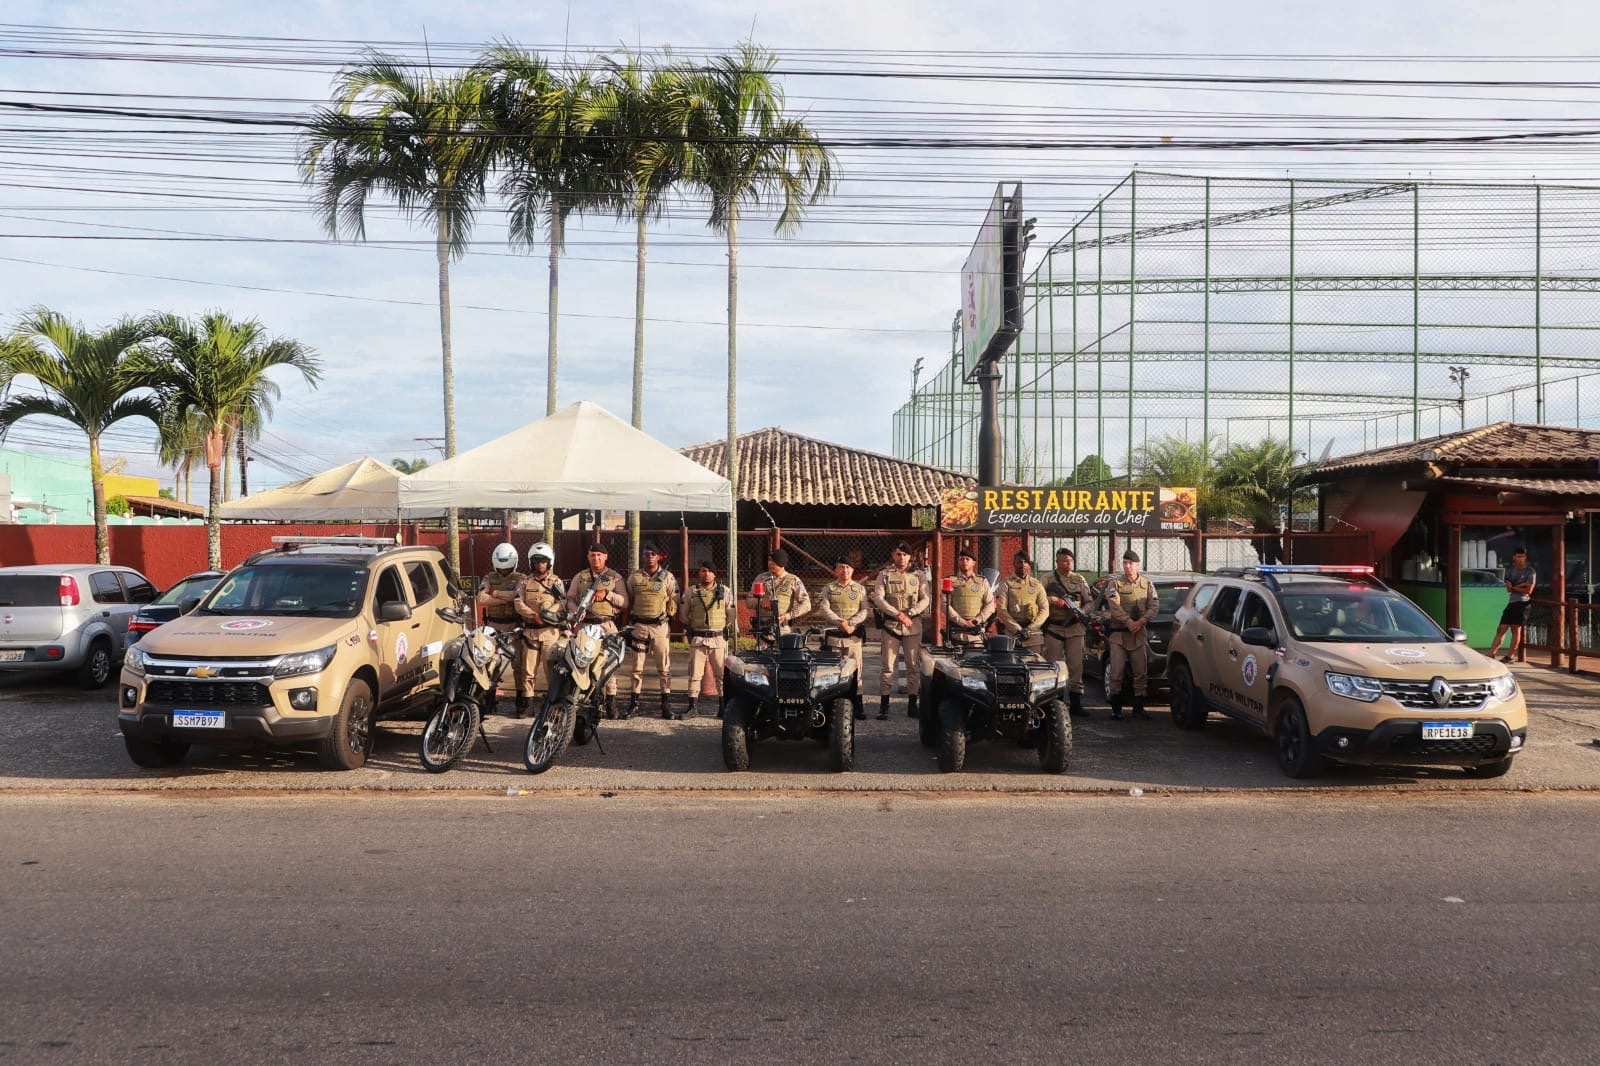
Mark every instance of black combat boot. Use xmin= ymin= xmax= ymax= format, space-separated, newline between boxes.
xmin=1132 ymin=697 xmax=1150 ymax=720
xmin=661 ymin=693 xmax=675 ymax=721
xmin=877 ymin=695 xmax=890 ymax=722
xmin=617 ymin=694 xmax=633 ymax=721
xmin=852 ymin=695 xmax=866 ymax=721
xmin=687 ymin=696 xmax=703 ymax=720
xmin=907 ymin=693 xmax=919 ymax=720
xmin=1068 ymin=692 xmax=1087 ymax=718
xmin=603 ymin=695 xmax=617 ymax=720
xmin=514 ymin=694 xmax=530 ymax=719
xmin=1109 ymin=696 xmax=1123 ymax=721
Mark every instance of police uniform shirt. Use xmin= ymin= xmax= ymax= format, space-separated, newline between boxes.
xmin=569 ymin=567 xmax=626 ymax=618
xmin=872 ymin=567 xmax=931 ymax=635
xmin=680 ymin=582 xmax=732 ymax=636
xmin=752 ymin=571 xmax=811 ymax=620
xmin=479 ymin=571 xmax=523 ymax=622
xmin=1000 ymin=575 xmax=1048 ymax=631
xmin=626 ymin=568 xmax=680 ymax=624
xmin=518 ymin=573 xmax=565 ymax=623
xmin=819 ymin=579 xmax=870 ymax=630
xmin=1045 ymin=570 xmax=1094 ymax=629
xmin=946 ymin=573 xmax=995 ymax=626
xmin=1107 ymin=575 xmax=1158 ymax=629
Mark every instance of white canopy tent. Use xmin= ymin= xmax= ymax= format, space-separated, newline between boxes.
xmin=397 ymin=401 xmax=732 ymax=513
xmin=219 ymin=456 xmax=443 ymax=521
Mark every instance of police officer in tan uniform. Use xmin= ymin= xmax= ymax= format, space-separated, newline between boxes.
xmin=566 ymin=542 xmax=629 ymax=717
xmin=511 ymin=540 xmax=564 ymax=717
xmin=679 ymin=560 xmax=733 ymax=719
xmin=747 ymin=548 xmax=811 ymax=638
xmin=996 ymin=550 xmax=1049 ymax=654
xmin=943 ymin=547 xmax=995 ymax=650
xmin=477 ymin=542 xmax=528 ymax=712
xmin=872 ymin=541 xmax=931 ymax=720
xmin=1105 ymin=548 xmax=1159 ymax=720
xmin=816 ymin=558 xmax=871 ymax=720
xmin=625 ymin=543 xmax=681 ymax=720
xmin=1043 ymin=546 xmax=1094 ymax=718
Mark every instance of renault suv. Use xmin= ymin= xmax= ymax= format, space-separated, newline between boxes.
xmin=1165 ymin=566 xmax=1526 ymax=779
xmin=117 ymin=537 xmax=462 ymax=771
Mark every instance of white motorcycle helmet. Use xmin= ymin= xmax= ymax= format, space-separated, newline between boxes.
xmin=491 ymin=542 xmax=518 ymax=575
xmin=527 ymin=541 xmax=555 ymax=571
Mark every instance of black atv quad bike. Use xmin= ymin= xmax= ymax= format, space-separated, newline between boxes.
xmin=721 ymin=626 xmax=860 ymax=772
xmin=919 ymin=633 xmax=1073 ymax=774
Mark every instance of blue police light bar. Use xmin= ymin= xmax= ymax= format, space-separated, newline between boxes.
xmin=1254 ymin=565 xmax=1374 ymax=575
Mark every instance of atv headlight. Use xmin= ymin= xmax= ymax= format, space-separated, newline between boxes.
xmin=741 ymin=664 xmax=770 ymax=687
xmin=812 ymin=668 xmax=842 ymax=690
xmin=960 ymin=671 xmax=987 ymax=692
xmin=1489 ymin=673 xmax=1517 ymax=701
xmin=124 ymin=646 xmax=146 ymax=676
xmin=275 ymin=644 xmax=336 ymax=679
xmin=1030 ymin=673 xmax=1058 ymax=696
xmin=1325 ymin=671 xmax=1384 ymax=702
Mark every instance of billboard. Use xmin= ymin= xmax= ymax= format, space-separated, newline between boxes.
xmin=960 ymin=183 xmax=1023 ymax=381
xmin=939 ymin=485 xmax=1198 ymax=534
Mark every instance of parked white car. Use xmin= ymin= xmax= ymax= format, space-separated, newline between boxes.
xmin=0 ymin=564 xmax=157 ymax=688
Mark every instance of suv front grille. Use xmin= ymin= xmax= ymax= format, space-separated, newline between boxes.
xmin=1379 ymin=679 xmax=1492 ymax=710
xmin=146 ymin=679 xmax=273 ymax=707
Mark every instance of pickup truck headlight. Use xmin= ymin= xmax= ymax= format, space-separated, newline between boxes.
xmin=1489 ymin=673 xmax=1517 ymax=701
xmin=1325 ymin=671 xmax=1384 ymax=702
xmin=124 ymin=646 xmax=146 ymax=676
xmin=275 ymin=644 xmax=337 ymax=679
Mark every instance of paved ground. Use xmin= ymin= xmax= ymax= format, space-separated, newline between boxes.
xmin=2 ymin=649 xmax=1596 ymax=793
xmin=4 ymin=791 xmax=1599 ymax=1064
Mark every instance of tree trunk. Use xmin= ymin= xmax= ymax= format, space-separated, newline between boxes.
xmin=725 ymin=210 xmax=740 ymax=624
xmin=629 ymin=202 xmax=647 ymax=573
xmin=237 ymin=430 xmax=249 ymax=498
xmin=544 ymin=195 xmax=562 ymax=541
xmin=89 ymin=432 xmax=109 ymax=565
xmin=207 ymin=451 xmax=223 ymax=571
xmin=438 ymin=224 xmax=460 ymax=579
xmin=221 ymin=439 xmax=232 ymax=504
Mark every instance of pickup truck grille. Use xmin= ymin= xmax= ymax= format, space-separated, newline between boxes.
xmin=146 ymin=679 xmax=272 ymax=707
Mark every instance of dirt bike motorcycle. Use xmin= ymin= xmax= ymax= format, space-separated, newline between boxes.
xmin=418 ymin=602 xmax=515 ymax=773
xmin=523 ymin=587 xmax=627 ymax=774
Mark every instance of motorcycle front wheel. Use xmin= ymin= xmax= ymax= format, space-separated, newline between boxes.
xmin=523 ymin=698 xmax=577 ymax=774
xmin=419 ymin=700 xmax=481 ymax=774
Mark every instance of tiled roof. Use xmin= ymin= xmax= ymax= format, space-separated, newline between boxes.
xmin=680 ymin=428 xmax=973 ymax=507
xmin=1432 ymin=476 xmax=1600 ymax=497
xmin=1308 ymin=422 xmax=1600 ymax=477
xmin=123 ymin=494 xmax=205 ymax=517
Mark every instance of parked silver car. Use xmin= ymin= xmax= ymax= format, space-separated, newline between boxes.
xmin=0 ymin=564 xmax=157 ymax=688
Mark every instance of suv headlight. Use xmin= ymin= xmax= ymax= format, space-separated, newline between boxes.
xmin=1489 ymin=673 xmax=1517 ymax=701
xmin=274 ymin=644 xmax=337 ymax=679
xmin=124 ymin=646 xmax=146 ymax=675
xmin=1325 ymin=671 xmax=1384 ymax=702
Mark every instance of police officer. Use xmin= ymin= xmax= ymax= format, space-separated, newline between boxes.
xmin=747 ymin=548 xmax=811 ymax=637
xmin=872 ymin=541 xmax=931 ymax=720
xmin=1105 ymin=549 xmax=1159 ymax=720
xmin=1043 ymin=546 xmax=1094 ymax=718
xmin=512 ymin=541 xmax=564 ymax=717
xmin=625 ymin=543 xmax=681 ymax=720
xmin=566 ymin=542 xmax=629 ymax=717
xmin=816 ymin=558 xmax=870 ymax=720
xmin=996 ymin=550 xmax=1048 ymax=654
xmin=477 ymin=542 xmax=528 ymax=712
xmin=944 ymin=547 xmax=995 ymax=650
xmin=679 ymin=560 xmax=733 ymax=719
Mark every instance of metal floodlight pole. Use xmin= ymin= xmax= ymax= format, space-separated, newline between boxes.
xmin=1127 ymin=171 xmax=1137 ymax=482
xmin=1203 ymin=177 xmax=1211 ymax=451
xmin=1536 ymin=184 xmax=1545 ymax=423
xmin=1288 ymin=178 xmax=1296 ymax=454
xmin=1413 ymin=183 xmax=1421 ymax=439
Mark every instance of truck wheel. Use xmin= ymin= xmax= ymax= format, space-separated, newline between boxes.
xmin=936 ymin=695 xmax=966 ymax=773
xmin=1465 ymin=756 xmax=1515 ymax=779
xmin=79 ymin=638 xmax=113 ymax=690
xmin=1168 ymin=662 xmax=1207 ymax=731
xmin=829 ymin=698 xmax=854 ymax=773
xmin=124 ymin=736 xmax=189 ymax=768
xmin=1039 ymin=699 xmax=1072 ymax=773
xmin=722 ymin=695 xmax=753 ymax=771
xmin=1274 ymin=696 xmax=1326 ymax=779
xmin=318 ymin=679 xmax=375 ymax=770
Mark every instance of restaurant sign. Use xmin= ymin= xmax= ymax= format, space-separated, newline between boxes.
xmin=939 ymin=485 xmax=1198 ymax=533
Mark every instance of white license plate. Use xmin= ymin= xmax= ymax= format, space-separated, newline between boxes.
xmin=0 ymin=650 xmax=24 ymax=663
xmin=1422 ymin=721 xmax=1473 ymax=741
xmin=172 ymin=710 xmax=225 ymax=729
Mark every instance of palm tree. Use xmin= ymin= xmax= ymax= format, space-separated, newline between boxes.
xmin=588 ymin=49 xmax=695 ymax=569
xmin=1131 ymin=434 xmax=1225 ymax=568
xmin=392 ymin=457 xmax=430 ymax=474
xmin=144 ymin=312 xmax=321 ymax=569
xmin=683 ymin=43 xmax=837 ymax=607
xmin=0 ymin=309 xmax=162 ymax=563
xmin=1214 ymin=437 xmax=1307 ymax=564
xmin=157 ymin=407 xmax=209 ymax=504
xmin=300 ymin=51 xmax=493 ymax=577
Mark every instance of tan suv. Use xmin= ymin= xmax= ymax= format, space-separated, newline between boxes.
xmin=1166 ymin=566 xmax=1526 ymax=779
xmin=117 ymin=537 xmax=462 ymax=771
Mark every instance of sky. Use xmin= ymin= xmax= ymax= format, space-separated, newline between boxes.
xmin=4 ymin=0 xmax=1600 ymax=491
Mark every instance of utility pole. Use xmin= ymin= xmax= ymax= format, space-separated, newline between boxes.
xmin=1448 ymin=366 xmax=1470 ymax=431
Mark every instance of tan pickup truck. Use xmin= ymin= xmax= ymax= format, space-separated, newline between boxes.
xmin=118 ymin=537 xmax=462 ymax=770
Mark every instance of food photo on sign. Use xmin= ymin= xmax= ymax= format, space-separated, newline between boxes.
xmin=1158 ymin=487 xmax=1198 ymax=531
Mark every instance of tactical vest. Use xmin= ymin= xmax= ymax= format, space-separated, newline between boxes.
xmin=880 ymin=569 xmax=922 ymax=611
xmin=482 ymin=572 xmax=521 ymax=621
xmin=948 ymin=574 xmax=986 ymax=619
xmin=685 ymin=584 xmax=727 ymax=633
xmin=629 ymin=570 xmax=672 ymax=622
xmin=572 ymin=568 xmax=621 ymax=619
xmin=763 ymin=572 xmax=803 ymax=616
xmin=1046 ymin=572 xmax=1091 ymax=625
xmin=1114 ymin=576 xmax=1154 ymax=624
xmin=519 ymin=574 xmax=562 ymax=620
xmin=825 ymin=581 xmax=866 ymax=624
xmin=1004 ymin=576 xmax=1043 ymax=626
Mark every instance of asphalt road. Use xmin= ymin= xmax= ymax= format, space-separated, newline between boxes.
xmin=2 ymin=658 xmax=1597 ymax=793
xmin=3 ymin=791 xmax=1598 ymax=1064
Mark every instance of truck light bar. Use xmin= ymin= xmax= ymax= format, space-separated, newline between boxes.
xmin=270 ymin=535 xmax=400 ymax=549
xmin=1254 ymin=565 xmax=1374 ymax=575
